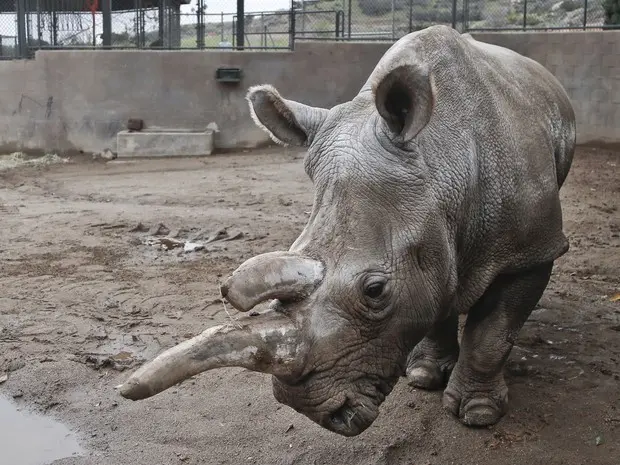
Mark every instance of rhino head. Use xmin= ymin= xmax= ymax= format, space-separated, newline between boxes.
xmin=119 ymin=29 xmax=460 ymax=437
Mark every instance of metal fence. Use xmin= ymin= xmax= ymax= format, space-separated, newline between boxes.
xmin=463 ymin=0 xmax=615 ymax=31
xmin=0 ymin=0 xmax=618 ymax=59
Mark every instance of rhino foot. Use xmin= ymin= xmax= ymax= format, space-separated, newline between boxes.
xmin=406 ymin=357 xmax=457 ymax=390
xmin=442 ymin=376 xmax=508 ymax=427
xmin=406 ymin=313 xmax=460 ymax=390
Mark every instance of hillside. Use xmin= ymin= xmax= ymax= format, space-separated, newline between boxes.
xmin=59 ymin=0 xmax=611 ymax=50
xmin=187 ymin=0 xmax=608 ymax=43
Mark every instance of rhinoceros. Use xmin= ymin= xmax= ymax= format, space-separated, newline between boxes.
xmin=118 ymin=25 xmax=575 ymax=437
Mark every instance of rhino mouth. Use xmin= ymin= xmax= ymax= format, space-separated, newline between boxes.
xmin=277 ymin=373 xmax=395 ymax=437
xmin=324 ymin=395 xmax=380 ymax=436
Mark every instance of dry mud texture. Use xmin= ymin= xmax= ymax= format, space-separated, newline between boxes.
xmin=0 ymin=147 xmax=618 ymax=465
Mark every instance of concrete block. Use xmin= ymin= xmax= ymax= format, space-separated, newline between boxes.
xmin=116 ymin=129 xmax=214 ymax=158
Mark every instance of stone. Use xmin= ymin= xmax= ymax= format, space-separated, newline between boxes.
xmin=116 ymin=129 xmax=214 ymax=158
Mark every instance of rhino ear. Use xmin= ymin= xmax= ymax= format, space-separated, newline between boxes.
xmin=246 ymin=85 xmax=329 ymax=147
xmin=372 ymin=64 xmax=435 ymax=141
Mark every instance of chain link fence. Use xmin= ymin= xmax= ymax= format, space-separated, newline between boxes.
xmin=0 ymin=0 xmax=17 ymax=58
xmin=464 ymin=0 xmax=610 ymax=30
xmin=1 ymin=0 xmax=619 ymax=59
xmin=342 ymin=0 xmax=461 ymax=39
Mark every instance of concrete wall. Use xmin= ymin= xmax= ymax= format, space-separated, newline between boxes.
xmin=0 ymin=31 xmax=618 ymax=155
xmin=471 ymin=31 xmax=620 ymax=147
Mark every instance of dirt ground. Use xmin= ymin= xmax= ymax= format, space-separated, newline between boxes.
xmin=0 ymin=146 xmax=618 ymax=465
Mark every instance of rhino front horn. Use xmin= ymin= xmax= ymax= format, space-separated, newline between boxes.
xmin=118 ymin=311 xmax=298 ymax=401
xmin=220 ymin=251 xmax=324 ymax=312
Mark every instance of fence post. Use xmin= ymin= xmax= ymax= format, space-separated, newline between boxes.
xmin=102 ymin=0 xmax=112 ymax=47
xmin=583 ymin=0 xmax=588 ymax=30
xmin=451 ymin=0 xmax=457 ymax=29
xmin=336 ymin=10 xmax=344 ymax=38
xmin=301 ymin=0 xmax=305 ymax=38
xmin=391 ymin=0 xmax=395 ymax=40
xmin=409 ymin=0 xmax=413 ymax=33
xmin=196 ymin=0 xmax=204 ymax=48
xmin=236 ymin=0 xmax=245 ymax=50
xmin=16 ymin=0 xmax=27 ymax=58
xmin=221 ymin=12 xmax=224 ymax=42
xmin=347 ymin=0 xmax=352 ymax=38
xmin=289 ymin=5 xmax=296 ymax=50
xmin=523 ymin=0 xmax=527 ymax=30
xmin=36 ymin=0 xmax=41 ymax=45
xmin=158 ymin=0 xmax=165 ymax=46
xmin=463 ymin=0 xmax=469 ymax=31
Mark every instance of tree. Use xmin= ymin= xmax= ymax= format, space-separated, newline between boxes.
xmin=603 ymin=0 xmax=620 ymax=25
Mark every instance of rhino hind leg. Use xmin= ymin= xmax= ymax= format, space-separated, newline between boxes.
xmin=406 ymin=312 xmax=460 ymax=390
xmin=442 ymin=262 xmax=554 ymax=427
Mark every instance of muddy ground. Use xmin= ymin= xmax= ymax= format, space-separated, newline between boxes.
xmin=0 ymin=146 xmax=618 ymax=465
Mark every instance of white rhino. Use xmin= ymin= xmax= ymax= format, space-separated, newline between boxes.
xmin=119 ymin=25 xmax=575 ymax=437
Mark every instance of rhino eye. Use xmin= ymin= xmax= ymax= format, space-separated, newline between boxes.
xmin=364 ymin=281 xmax=385 ymax=299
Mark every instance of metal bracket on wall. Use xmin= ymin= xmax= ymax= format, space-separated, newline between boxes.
xmin=215 ymin=68 xmax=243 ymax=84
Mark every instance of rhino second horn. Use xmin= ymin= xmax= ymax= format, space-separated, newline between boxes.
xmin=118 ymin=311 xmax=299 ymax=401
xmin=220 ymin=251 xmax=324 ymax=312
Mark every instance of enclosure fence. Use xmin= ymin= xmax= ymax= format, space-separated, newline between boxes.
xmin=0 ymin=0 xmax=618 ymax=59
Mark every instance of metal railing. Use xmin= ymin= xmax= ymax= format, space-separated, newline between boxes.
xmin=1 ymin=0 xmax=619 ymax=59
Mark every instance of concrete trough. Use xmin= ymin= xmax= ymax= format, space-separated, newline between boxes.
xmin=116 ymin=128 xmax=214 ymax=158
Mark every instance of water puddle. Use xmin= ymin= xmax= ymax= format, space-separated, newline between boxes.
xmin=0 ymin=396 xmax=83 ymax=465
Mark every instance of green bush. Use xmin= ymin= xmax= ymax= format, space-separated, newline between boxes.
xmin=603 ymin=0 xmax=620 ymax=25
xmin=527 ymin=13 xmax=543 ymax=25
xmin=560 ymin=0 xmax=580 ymax=12
xmin=358 ymin=0 xmax=408 ymax=16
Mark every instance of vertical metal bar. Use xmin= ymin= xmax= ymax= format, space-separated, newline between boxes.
xmin=36 ymin=0 xmax=41 ymax=45
xmin=347 ymin=0 xmax=351 ymax=38
xmin=196 ymin=0 xmax=202 ymax=48
xmin=159 ymin=0 xmax=166 ymax=45
xmin=451 ymin=0 xmax=457 ymax=29
xmin=462 ymin=0 xmax=466 ymax=31
xmin=102 ymin=0 xmax=112 ymax=46
xmin=583 ymin=0 xmax=588 ymax=30
xmin=408 ymin=0 xmax=413 ymax=33
xmin=236 ymin=0 xmax=244 ymax=50
xmin=523 ymin=0 xmax=527 ymax=30
xmin=391 ymin=0 xmax=395 ymax=40
xmin=221 ymin=12 xmax=224 ymax=42
xmin=16 ymin=0 xmax=27 ymax=58
xmin=336 ymin=10 xmax=344 ymax=38
xmin=261 ymin=12 xmax=264 ymax=46
xmin=52 ymin=10 xmax=57 ymax=45
xmin=92 ymin=7 xmax=96 ymax=47
xmin=289 ymin=2 xmax=296 ymax=50
xmin=301 ymin=0 xmax=305 ymax=38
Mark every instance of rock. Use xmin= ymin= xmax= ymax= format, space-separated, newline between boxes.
xmin=130 ymin=222 xmax=149 ymax=233
xmin=149 ymin=223 xmax=170 ymax=236
xmin=92 ymin=149 xmax=117 ymax=161
xmin=7 ymin=359 xmax=25 ymax=372
xmin=101 ymin=149 xmax=117 ymax=160
xmin=183 ymin=242 xmax=205 ymax=253
xmin=0 ymin=373 xmax=7 ymax=384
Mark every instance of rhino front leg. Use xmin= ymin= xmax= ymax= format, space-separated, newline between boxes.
xmin=406 ymin=312 xmax=460 ymax=390
xmin=443 ymin=262 xmax=554 ymax=426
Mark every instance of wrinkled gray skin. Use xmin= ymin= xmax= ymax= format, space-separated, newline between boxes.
xmin=119 ymin=25 xmax=575 ymax=437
